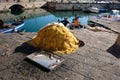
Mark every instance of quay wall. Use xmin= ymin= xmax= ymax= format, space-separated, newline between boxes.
xmin=0 ymin=2 xmax=46 ymax=12
xmin=47 ymin=2 xmax=120 ymax=11
xmin=0 ymin=8 xmax=50 ymax=22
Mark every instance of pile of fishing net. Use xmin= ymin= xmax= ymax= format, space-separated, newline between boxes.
xmin=28 ymin=23 xmax=83 ymax=54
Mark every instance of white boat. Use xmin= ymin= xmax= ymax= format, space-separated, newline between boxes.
xmin=0 ymin=21 xmax=24 ymax=33
xmin=112 ymin=9 xmax=119 ymax=15
xmin=100 ymin=11 xmax=120 ymax=21
xmin=88 ymin=7 xmax=99 ymax=13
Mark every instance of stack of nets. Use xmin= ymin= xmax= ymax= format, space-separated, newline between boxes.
xmin=28 ymin=23 xmax=80 ymax=54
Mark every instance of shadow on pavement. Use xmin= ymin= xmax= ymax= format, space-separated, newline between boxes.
xmin=14 ymin=43 xmax=50 ymax=72
xmin=107 ymin=44 xmax=120 ymax=58
xmin=14 ymin=43 xmax=39 ymax=55
xmin=24 ymin=57 xmax=51 ymax=72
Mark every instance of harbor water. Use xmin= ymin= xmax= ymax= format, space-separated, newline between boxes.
xmin=0 ymin=8 xmax=98 ymax=32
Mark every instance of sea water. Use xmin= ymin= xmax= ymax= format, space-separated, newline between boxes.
xmin=0 ymin=8 xmax=98 ymax=32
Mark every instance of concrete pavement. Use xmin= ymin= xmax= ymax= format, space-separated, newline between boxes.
xmin=0 ymin=29 xmax=120 ymax=80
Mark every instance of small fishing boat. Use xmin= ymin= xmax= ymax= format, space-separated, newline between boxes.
xmin=0 ymin=21 xmax=24 ymax=33
xmin=112 ymin=9 xmax=119 ymax=15
xmin=100 ymin=12 xmax=120 ymax=21
xmin=88 ymin=7 xmax=99 ymax=13
xmin=88 ymin=7 xmax=107 ymax=13
xmin=99 ymin=9 xmax=107 ymax=13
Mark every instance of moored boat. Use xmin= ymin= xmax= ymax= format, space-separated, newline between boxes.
xmin=112 ymin=9 xmax=119 ymax=15
xmin=99 ymin=9 xmax=107 ymax=13
xmin=0 ymin=21 xmax=24 ymax=33
xmin=100 ymin=12 xmax=120 ymax=21
xmin=88 ymin=7 xmax=107 ymax=13
xmin=88 ymin=7 xmax=99 ymax=13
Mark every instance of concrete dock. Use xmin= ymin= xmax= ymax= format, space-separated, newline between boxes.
xmin=0 ymin=29 xmax=120 ymax=80
xmin=89 ymin=17 xmax=120 ymax=33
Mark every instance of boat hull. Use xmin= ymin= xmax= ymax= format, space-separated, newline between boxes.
xmin=0 ymin=21 xmax=24 ymax=33
xmin=99 ymin=9 xmax=107 ymax=13
xmin=88 ymin=7 xmax=99 ymax=13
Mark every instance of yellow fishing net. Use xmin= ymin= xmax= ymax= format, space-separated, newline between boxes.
xmin=28 ymin=23 xmax=79 ymax=54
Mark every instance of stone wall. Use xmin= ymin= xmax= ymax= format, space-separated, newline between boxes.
xmin=0 ymin=0 xmax=47 ymax=2
xmin=109 ymin=3 xmax=120 ymax=9
xmin=0 ymin=1 xmax=46 ymax=12
xmin=0 ymin=8 xmax=49 ymax=22
xmin=47 ymin=2 xmax=120 ymax=11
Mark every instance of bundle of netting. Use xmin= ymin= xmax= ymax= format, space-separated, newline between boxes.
xmin=28 ymin=23 xmax=79 ymax=54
